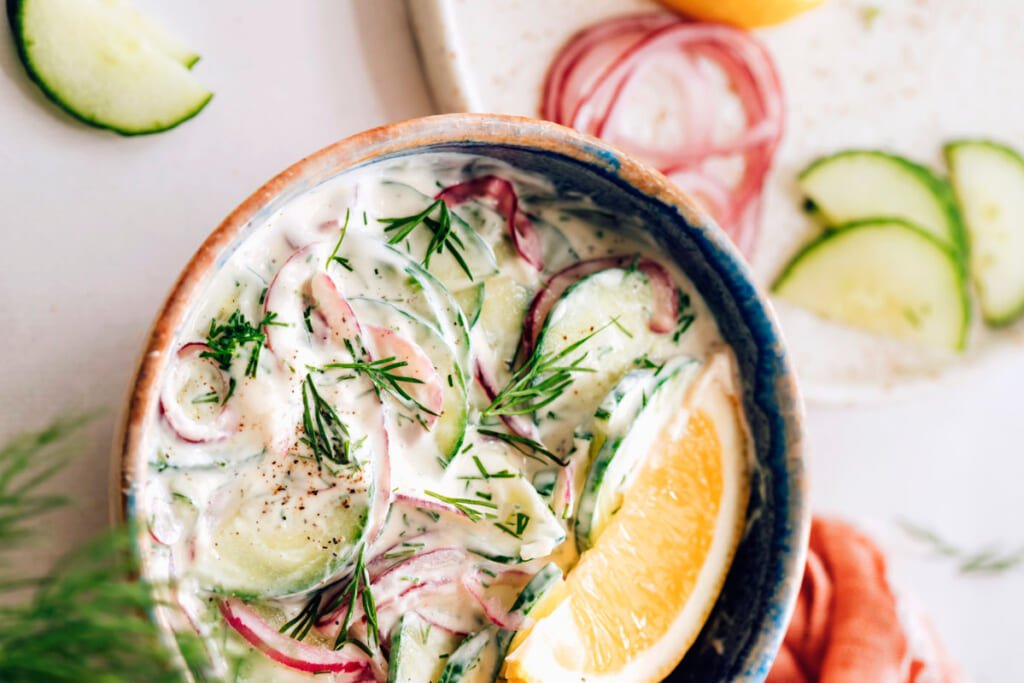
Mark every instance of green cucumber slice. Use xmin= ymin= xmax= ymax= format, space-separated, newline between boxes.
xmin=945 ymin=140 xmax=1024 ymax=325
xmin=388 ymin=612 xmax=460 ymax=683
xmin=799 ymin=150 xmax=966 ymax=254
xmin=192 ymin=455 xmax=371 ymax=598
xmin=454 ymin=282 xmax=485 ymax=328
xmin=378 ymin=180 xmax=499 ymax=292
xmin=576 ymin=358 xmax=702 ymax=550
xmin=533 ymin=268 xmax=670 ymax=453
xmin=349 ymin=297 xmax=468 ymax=462
xmin=436 ymin=563 xmax=563 ymax=682
xmin=773 ymin=219 xmax=969 ymax=351
xmin=9 ymin=0 xmax=212 ymax=135
xmin=438 ymin=629 xmax=496 ymax=683
xmin=100 ymin=0 xmax=199 ymax=67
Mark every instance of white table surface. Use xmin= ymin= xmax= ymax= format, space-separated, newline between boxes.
xmin=0 ymin=2 xmax=1020 ymax=681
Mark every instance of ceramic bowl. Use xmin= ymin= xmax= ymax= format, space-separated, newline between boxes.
xmin=115 ymin=113 xmax=808 ymax=682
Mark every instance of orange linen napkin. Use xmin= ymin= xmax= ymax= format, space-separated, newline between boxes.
xmin=767 ymin=518 xmax=964 ymax=683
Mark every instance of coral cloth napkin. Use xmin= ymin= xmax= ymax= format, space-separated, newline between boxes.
xmin=767 ymin=518 xmax=963 ymax=683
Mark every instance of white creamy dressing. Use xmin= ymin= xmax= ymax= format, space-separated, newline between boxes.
xmin=140 ymin=153 xmax=734 ymax=679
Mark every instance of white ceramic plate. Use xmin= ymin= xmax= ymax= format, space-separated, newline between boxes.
xmin=408 ymin=0 xmax=1024 ymax=403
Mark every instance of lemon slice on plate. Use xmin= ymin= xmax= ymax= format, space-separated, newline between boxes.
xmin=502 ymin=353 xmax=751 ymax=683
xmin=657 ymin=0 xmax=824 ymax=28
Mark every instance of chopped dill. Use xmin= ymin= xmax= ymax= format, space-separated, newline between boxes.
xmin=202 ymin=308 xmax=283 ymax=379
xmin=423 ymin=490 xmax=498 ymax=522
xmin=300 ymin=374 xmax=353 ymax=467
xmin=380 ymin=199 xmax=473 ymax=280
xmin=326 ymin=209 xmax=353 ymax=272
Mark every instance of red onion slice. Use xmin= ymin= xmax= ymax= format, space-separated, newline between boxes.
xmin=542 ymin=13 xmax=784 ymax=257
xmin=437 ymin=175 xmax=543 ymax=270
xmin=521 ymin=256 xmax=678 ymax=358
xmin=462 ymin=570 xmax=531 ymax=631
xmin=311 ymin=272 xmax=362 ymax=343
xmin=220 ymin=600 xmax=371 ymax=677
xmin=159 ymin=343 xmax=239 ymax=443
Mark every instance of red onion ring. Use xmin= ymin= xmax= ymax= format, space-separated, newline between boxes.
xmin=219 ymin=600 xmax=371 ymax=677
xmin=437 ymin=175 xmax=544 ymax=269
xmin=159 ymin=343 xmax=239 ymax=443
xmin=542 ymin=13 xmax=784 ymax=256
xmin=521 ymin=255 xmax=678 ymax=359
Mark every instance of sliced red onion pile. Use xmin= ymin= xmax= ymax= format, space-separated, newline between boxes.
xmin=542 ymin=12 xmax=784 ymax=256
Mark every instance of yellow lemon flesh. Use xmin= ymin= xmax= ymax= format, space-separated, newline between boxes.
xmin=503 ymin=353 xmax=751 ymax=683
xmin=658 ymin=0 xmax=824 ymax=28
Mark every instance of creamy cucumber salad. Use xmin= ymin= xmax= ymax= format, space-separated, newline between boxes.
xmin=141 ymin=153 xmax=744 ymax=681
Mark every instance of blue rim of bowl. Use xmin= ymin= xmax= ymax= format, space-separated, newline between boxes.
xmin=114 ymin=113 xmax=808 ymax=682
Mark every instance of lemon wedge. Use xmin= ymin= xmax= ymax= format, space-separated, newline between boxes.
xmin=502 ymin=353 xmax=751 ymax=682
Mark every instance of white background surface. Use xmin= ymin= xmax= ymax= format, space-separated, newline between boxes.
xmin=0 ymin=2 xmax=1021 ymax=681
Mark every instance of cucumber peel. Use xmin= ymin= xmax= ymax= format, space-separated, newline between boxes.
xmin=799 ymin=150 xmax=967 ymax=255
xmin=945 ymin=140 xmax=1024 ymax=326
xmin=774 ymin=219 xmax=970 ymax=351
xmin=8 ymin=0 xmax=211 ymax=135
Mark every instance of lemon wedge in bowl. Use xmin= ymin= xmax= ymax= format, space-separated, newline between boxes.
xmin=502 ymin=353 xmax=751 ymax=682
xmin=658 ymin=0 xmax=823 ymax=28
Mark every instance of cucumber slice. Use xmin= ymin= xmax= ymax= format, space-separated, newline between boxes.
xmin=99 ymin=0 xmax=200 ymax=67
xmin=9 ymin=0 xmax=212 ymax=135
xmin=945 ymin=140 xmax=1024 ymax=325
xmin=377 ymin=181 xmax=499 ymax=292
xmin=438 ymin=629 xmax=496 ymax=683
xmin=192 ymin=455 xmax=372 ymax=598
xmin=350 ymin=297 xmax=468 ymax=462
xmin=800 ymin=150 xmax=966 ymax=254
xmin=388 ymin=612 xmax=460 ymax=683
xmin=576 ymin=358 xmax=702 ymax=550
xmin=773 ymin=219 xmax=969 ymax=351
xmin=533 ymin=268 xmax=670 ymax=453
xmin=454 ymin=282 xmax=485 ymax=328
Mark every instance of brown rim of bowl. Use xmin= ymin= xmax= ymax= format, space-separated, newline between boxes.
xmin=111 ymin=113 xmax=807 ymax=679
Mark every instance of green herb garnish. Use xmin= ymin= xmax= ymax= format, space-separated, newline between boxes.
xmin=300 ymin=374 xmax=353 ymax=467
xmin=457 ymin=455 xmax=516 ymax=482
xmin=900 ymin=519 xmax=1024 ymax=575
xmin=323 ymin=340 xmax=437 ymax=418
xmin=495 ymin=512 xmax=531 ymax=539
xmin=673 ymin=289 xmax=697 ymax=343
xmin=0 ymin=414 xmax=214 ymax=681
xmin=423 ymin=490 xmax=498 ymax=522
xmin=380 ymin=199 xmax=473 ymax=280
xmin=202 ymin=308 xmax=282 ymax=379
xmin=326 ymin=209 xmax=353 ymax=272
xmin=477 ymin=428 xmax=567 ymax=467
xmin=483 ymin=325 xmax=611 ymax=419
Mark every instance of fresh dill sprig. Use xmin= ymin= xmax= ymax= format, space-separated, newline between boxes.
xmin=495 ymin=512 xmax=531 ymax=539
xmin=899 ymin=520 xmax=1024 ymax=576
xmin=202 ymin=308 xmax=283 ymax=380
xmin=0 ymin=415 xmax=213 ymax=681
xmin=423 ymin=490 xmax=498 ymax=522
xmin=457 ymin=455 xmax=516 ymax=482
xmin=477 ymin=428 xmax=567 ymax=467
xmin=326 ymin=209 xmax=353 ymax=272
xmin=329 ymin=546 xmax=378 ymax=651
xmin=323 ymin=340 xmax=437 ymax=418
xmin=673 ymin=288 xmax=696 ymax=343
xmin=280 ymin=591 xmax=323 ymax=642
xmin=482 ymin=324 xmax=611 ymax=419
xmin=300 ymin=374 xmax=353 ymax=467
xmin=380 ymin=199 xmax=473 ymax=280
xmin=191 ymin=391 xmax=221 ymax=405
